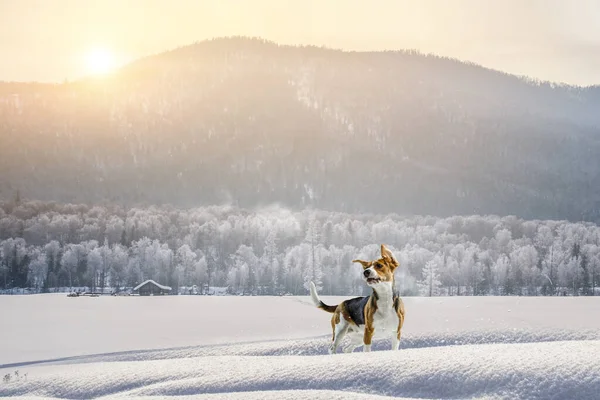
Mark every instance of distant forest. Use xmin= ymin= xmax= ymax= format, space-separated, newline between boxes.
xmin=1 ymin=199 xmax=599 ymax=296
xmin=2 ymin=37 xmax=600 ymax=222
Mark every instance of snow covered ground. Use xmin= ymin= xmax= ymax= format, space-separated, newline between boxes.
xmin=1 ymin=294 xmax=600 ymax=399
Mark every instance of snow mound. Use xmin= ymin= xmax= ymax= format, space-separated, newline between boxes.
xmin=3 ymin=326 xmax=598 ymax=369
xmin=1 ymin=341 xmax=599 ymax=400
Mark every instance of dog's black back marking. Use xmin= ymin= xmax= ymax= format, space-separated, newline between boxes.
xmin=344 ymin=296 xmax=370 ymax=325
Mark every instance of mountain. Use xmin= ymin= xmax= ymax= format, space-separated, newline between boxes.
xmin=1 ymin=37 xmax=600 ymax=221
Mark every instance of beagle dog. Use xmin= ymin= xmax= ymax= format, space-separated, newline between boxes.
xmin=310 ymin=244 xmax=405 ymax=353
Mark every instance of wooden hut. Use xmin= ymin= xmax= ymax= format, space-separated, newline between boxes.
xmin=133 ymin=280 xmax=172 ymax=296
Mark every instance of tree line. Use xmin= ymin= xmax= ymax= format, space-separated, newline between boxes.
xmin=1 ymin=199 xmax=599 ymax=296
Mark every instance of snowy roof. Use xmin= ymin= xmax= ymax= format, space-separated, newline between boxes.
xmin=133 ymin=280 xmax=172 ymax=291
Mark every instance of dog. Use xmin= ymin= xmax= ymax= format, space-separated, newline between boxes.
xmin=310 ymin=244 xmax=405 ymax=353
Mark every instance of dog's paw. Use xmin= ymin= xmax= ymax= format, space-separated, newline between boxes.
xmin=328 ymin=343 xmax=336 ymax=354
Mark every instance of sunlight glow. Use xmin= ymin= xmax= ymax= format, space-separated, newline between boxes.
xmin=85 ymin=48 xmax=116 ymax=75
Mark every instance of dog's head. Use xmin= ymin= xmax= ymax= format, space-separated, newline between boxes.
xmin=353 ymin=244 xmax=399 ymax=287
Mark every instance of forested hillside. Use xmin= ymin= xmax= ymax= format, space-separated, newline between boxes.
xmin=1 ymin=37 xmax=600 ymax=221
xmin=1 ymin=200 xmax=599 ymax=296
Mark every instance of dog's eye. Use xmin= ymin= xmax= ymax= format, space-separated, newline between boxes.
xmin=375 ymin=263 xmax=382 ymax=269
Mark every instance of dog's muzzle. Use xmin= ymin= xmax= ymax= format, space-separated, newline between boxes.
xmin=364 ymin=269 xmax=381 ymax=284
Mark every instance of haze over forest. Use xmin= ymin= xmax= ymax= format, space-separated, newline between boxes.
xmin=2 ymin=37 xmax=600 ymax=222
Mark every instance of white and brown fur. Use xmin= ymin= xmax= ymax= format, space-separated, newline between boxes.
xmin=310 ymin=244 xmax=405 ymax=353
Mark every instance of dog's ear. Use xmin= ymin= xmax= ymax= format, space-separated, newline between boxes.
xmin=352 ymin=259 xmax=371 ymax=269
xmin=381 ymin=244 xmax=399 ymax=269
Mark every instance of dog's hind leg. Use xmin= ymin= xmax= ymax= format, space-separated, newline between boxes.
xmin=343 ymin=335 xmax=362 ymax=353
xmin=329 ymin=319 xmax=349 ymax=354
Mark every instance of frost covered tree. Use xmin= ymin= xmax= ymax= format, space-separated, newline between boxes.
xmin=27 ymin=248 xmax=47 ymax=291
xmin=109 ymin=244 xmax=129 ymax=291
xmin=558 ymin=256 xmax=583 ymax=295
xmin=302 ymin=215 xmax=323 ymax=292
xmin=284 ymin=246 xmax=303 ymax=295
xmin=494 ymin=255 xmax=511 ymax=295
xmin=61 ymin=244 xmax=80 ymax=289
xmin=419 ymin=255 xmax=443 ymax=296
xmin=44 ymin=241 xmax=61 ymax=291
xmin=1 ymin=238 xmax=29 ymax=289
xmin=193 ymin=256 xmax=208 ymax=293
xmin=232 ymin=245 xmax=258 ymax=295
xmin=96 ymin=239 xmax=112 ymax=291
xmin=259 ymin=231 xmax=278 ymax=295
xmin=301 ymin=242 xmax=323 ymax=293
xmin=87 ymin=247 xmax=102 ymax=292
xmin=175 ymin=244 xmax=198 ymax=290
xmin=510 ymin=245 xmax=539 ymax=295
xmin=583 ymin=245 xmax=600 ymax=295
xmin=130 ymin=238 xmax=151 ymax=284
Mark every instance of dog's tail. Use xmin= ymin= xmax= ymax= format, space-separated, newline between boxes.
xmin=309 ymin=281 xmax=337 ymax=313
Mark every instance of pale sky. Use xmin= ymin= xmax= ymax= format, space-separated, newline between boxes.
xmin=1 ymin=0 xmax=600 ymax=85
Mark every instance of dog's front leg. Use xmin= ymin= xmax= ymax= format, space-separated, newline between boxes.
xmin=392 ymin=307 xmax=404 ymax=350
xmin=391 ymin=334 xmax=400 ymax=350
xmin=392 ymin=321 xmax=403 ymax=350
xmin=363 ymin=324 xmax=374 ymax=352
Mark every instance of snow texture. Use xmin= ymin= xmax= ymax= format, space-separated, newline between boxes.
xmin=1 ymin=294 xmax=600 ymax=399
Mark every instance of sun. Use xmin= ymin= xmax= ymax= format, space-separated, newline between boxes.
xmin=85 ymin=48 xmax=116 ymax=75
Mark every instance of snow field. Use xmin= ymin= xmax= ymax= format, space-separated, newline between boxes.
xmin=1 ymin=294 xmax=600 ymax=399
